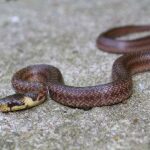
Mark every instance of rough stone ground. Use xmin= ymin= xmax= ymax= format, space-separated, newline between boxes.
xmin=0 ymin=0 xmax=150 ymax=150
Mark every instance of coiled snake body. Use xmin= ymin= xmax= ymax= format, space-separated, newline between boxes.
xmin=0 ymin=25 xmax=150 ymax=112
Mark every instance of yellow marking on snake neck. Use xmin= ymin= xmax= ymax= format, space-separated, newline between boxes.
xmin=11 ymin=96 xmax=46 ymax=111
xmin=11 ymin=105 xmax=26 ymax=112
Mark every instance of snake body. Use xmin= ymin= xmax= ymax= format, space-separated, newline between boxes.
xmin=0 ymin=25 xmax=150 ymax=112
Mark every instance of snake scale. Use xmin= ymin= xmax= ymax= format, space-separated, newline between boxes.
xmin=0 ymin=25 xmax=150 ymax=112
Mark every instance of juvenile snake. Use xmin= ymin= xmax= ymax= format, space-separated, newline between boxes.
xmin=0 ymin=25 xmax=150 ymax=112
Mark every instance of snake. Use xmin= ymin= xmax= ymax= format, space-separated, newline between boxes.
xmin=0 ymin=25 xmax=150 ymax=112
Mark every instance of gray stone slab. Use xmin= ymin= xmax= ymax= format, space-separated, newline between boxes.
xmin=0 ymin=0 xmax=150 ymax=149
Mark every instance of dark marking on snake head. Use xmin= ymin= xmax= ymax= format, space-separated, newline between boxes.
xmin=0 ymin=94 xmax=24 ymax=109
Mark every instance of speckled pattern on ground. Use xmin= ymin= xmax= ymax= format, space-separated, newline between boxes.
xmin=0 ymin=0 xmax=150 ymax=150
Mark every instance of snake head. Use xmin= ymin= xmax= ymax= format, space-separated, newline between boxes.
xmin=0 ymin=93 xmax=47 ymax=112
xmin=0 ymin=94 xmax=24 ymax=112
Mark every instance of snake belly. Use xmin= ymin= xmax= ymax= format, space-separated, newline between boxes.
xmin=0 ymin=25 xmax=150 ymax=112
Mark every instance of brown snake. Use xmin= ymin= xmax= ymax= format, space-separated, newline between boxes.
xmin=0 ymin=25 xmax=150 ymax=112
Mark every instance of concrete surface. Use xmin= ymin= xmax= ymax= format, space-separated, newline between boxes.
xmin=0 ymin=0 xmax=150 ymax=149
